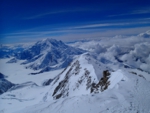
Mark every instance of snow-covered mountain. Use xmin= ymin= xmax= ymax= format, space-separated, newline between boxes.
xmin=1 ymin=53 xmax=150 ymax=113
xmin=50 ymin=53 xmax=111 ymax=99
xmin=15 ymin=69 xmax=150 ymax=113
xmin=13 ymin=38 xmax=85 ymax=74
xmin=0 ymin=31 xmax=150 ymax=113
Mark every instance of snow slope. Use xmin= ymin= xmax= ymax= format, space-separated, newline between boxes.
xmin=0 ymin=53 xmax=109 ymax=113
xmin=1 ymin=52 xmax=150 ymax=113
xmin=0 ymin=58 xmax=63 ymax=113
xmin=13 ymin=68 xmax=150 ymax=113
xmin=0 ymin=83 xmax=51 ymax=113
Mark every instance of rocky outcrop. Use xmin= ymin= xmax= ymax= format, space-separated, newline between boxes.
xmin=91 ymin=70 xmax=110 ymax=93
xmin=50 ymin=54 xmax=111 ymax=100
xmin=52 ymin=60 xmax=81 ymax=99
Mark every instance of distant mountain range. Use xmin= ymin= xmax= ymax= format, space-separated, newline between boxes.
xmin=5 ymin=38 xmax=85 ymax=74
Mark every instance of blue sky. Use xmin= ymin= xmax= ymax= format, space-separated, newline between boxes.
xmin=1 ymin=0 xmax=150 ymax=44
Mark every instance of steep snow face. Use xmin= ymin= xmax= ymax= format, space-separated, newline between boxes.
xmin=50 ymin=53 xmax=109 ymax=99
xmin=108 ymin=70 xmax=127 ymax=89
xmin=13 ymin=38 xmax=85 ymax=73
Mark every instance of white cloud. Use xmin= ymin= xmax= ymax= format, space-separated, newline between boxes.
xmin=138 ymin=30 xmax=150 ymax=38
xmin=120 ymin=42 xmax=150 ymax=72
xmin=70 ymin=30 xmax=150 ymax=72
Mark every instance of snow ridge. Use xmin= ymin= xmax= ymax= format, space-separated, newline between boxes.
xmin=49 ymin=53 xmax=110 ymax=99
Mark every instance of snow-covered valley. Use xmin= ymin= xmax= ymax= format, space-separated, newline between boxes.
xmin=0 ymin=30 xmax=150 ymax=113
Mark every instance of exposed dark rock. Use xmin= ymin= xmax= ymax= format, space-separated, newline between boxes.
xmin=52 ymin=74 xmax=69 ymax=99
xmin=91 ymin=70 xmax=110 ymax=93
xmin=52 ymin=60 xmax=81 ymax=99
xmin=43 ymin=79 xmax=53 ymax=86
xmin=55 ymin=94 xmax=62 ymax=99
xmin=130 ymin=72 xmax=137 ymax=75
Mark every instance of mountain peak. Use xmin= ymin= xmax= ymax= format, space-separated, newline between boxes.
xmin=50 ymin=53 xmax=110 ymax=99
xmin=41 ymin=38 xmax=58 ymax=43
xmin=35 ymin=38 xmax=66 ymax=49
xmin=13 ymin=38 xmax=85 ymax=72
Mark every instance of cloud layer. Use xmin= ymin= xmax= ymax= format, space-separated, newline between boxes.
xmin=70 ymin=30 xmax=150 ymax=73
